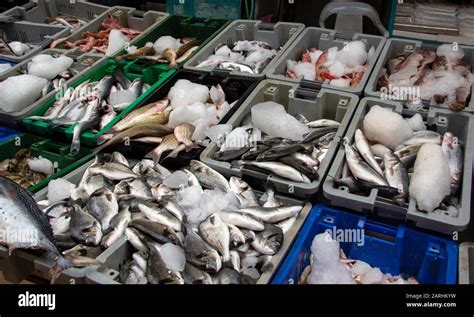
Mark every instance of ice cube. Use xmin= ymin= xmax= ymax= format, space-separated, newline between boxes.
xmin=106 ymin=29 xmax=129 ymax=57
xmin=28 ymin=54 xmax=74 ymax=80
xmin=108 ymin=90 xmax=136 ymax=106
xmin=168 ymin=101 xmax=207 ymax=128
xmin=336 ymin=41 xmax=368 ymax=67
xmin=163 ymin=170 xmax=189 ymax=189
xmin=153 ymin=36 xmax=181 ymax=55
xmin=436 ymin=43 xmax=464 ymax=61
xmin=160 ymin=243 xmax=186 ymax=272
xmin=47 ymin=178 xmax=76 ymax=204
xmin=168 ymin=79 xmax=209 ymax=109
xmin=405 ymin=113 xmax=426 ymax=132
xmin=360 ymin=267 xmax=384 ymax=284
xmin=0 ymin=74 xmax=48 ymax=112
xmin=241 ymin=255 xmax=259 ymax=269
xmin=28 ymin=156 xmax=54 ymax=175
xmin=205 ymin=124 xmax=233 ymax=145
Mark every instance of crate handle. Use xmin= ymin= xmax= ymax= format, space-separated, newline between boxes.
xmin=257 ymin=23 xmax=275 ymax=32
xmin=23 ymin=2 xmax=37 ymax=11
xmin=131 ymin=10 xmax=145 ymax=18
xmin=299 ymin=79 xmax=322 ymax=92
xmin=319 ymin=2 xmax=389 ymax=37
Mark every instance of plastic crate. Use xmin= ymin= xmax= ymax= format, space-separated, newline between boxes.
xmin=200 ymin=79 xmax=359 ymax=198
xmin=323 ymin=98 xmax=473 ymax=235
xmin=272 ymin=205 xmax=458 ymax=285
xmin=184 ymin=20 xmax=305 ymax=78
xmin=101 ymin=68 xmax=260 ymax=169
xmin=2 ymin=0 xmax=108 ymax=26
xmin=266 ymin=27 xmax=386 ymax=96
xmin=0 ymin=48 xmax=106 ymax=126
xmin=365 ymin=38 xmax=474 ymax=113
xmin=53 ymin=6 xmax=169 ymax=55
xmin=54 ymin=159 xmax=313 ymax=284
xmin=0 ymin=126 xmax=20 ymax=143
xmin=0 ymin=20 xmax=69 ymax=63
xmin=459 ymin=242 xmax=473 ymax=284
xmin=166 ymin=0 xmax=242 ymax=20
xmin=21 ymin=59 xmax=176 ymax=148
xmin=0 ymin=133 xmax=94 ymax=193
xmin=115 ymin=15 xmax=230 ymax=71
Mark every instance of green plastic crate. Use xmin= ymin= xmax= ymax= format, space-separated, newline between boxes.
xmin=0 ymin=134 xmax=93 ymax=193
xmin=21 ymin=59 xmax=176 ymax=148
xmin=115 ymin=15 xmax=230 ymax=71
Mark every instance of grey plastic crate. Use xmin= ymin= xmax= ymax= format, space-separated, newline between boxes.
xmin=2 ymin=1 xmax=108 ymax=26
xmin=85 ymin=192 xmax=311 ymax=284
xmin=365 ymin=38 xmax=474 ymax=113
xmin=184 ymin=20 xmax=305 ymax=78
xmin=53 ymin=6 xmax=169 ymax=55
xmin=266 ymin=27 xmax=386 ymax=96
xmin=323 ymin=97 xmax=473 ymax=235
xmin=0 ymin=48 xmax=106 ymax=127
xmin=459 ymin=242 xmax=474 ymax=284
xmin=0 ymin=20 xmax=69 ymax=63
xmin=200 ymin=79 xmax=359 ymax=198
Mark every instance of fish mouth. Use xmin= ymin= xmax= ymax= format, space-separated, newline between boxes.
xmin=202 ymin=254 xmax=222 ymax=273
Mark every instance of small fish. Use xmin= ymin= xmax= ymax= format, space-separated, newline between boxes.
xmin=198 ymin=214 xmax=231 ymax=262
xmin=355 ymin=129 xmax=384 ymax=176
xmin=184 ymin=225 xmax=222 ymax=273
xmin=130 ymin=219 xmax=182 ymax=246
xmin=138 ymin=202 xmax=182 ymax=232
xmin=217 ymin=211 xmax=265 ymax=231
xmin=234 ymin=160 xmax=311 ymax=184
xmin=402 ymin=130 xmax=442 ymax=147
xmin=212 ymin=268 xmax=241 ymax=284
xmin=305 ymin=119 xmax=340 ymax=129
xmin=229 ymin=176 xmax=259 ymax=207
xmin=88 ymin=188 xmax=119 ymax=231
xmin=188 ymin=160 xmax=231 ymax=193
xmin=183 ymin=262 xmax=213 ymax=284
xmin=69 ymin=205 xmax=103 ymax=247
xmin=251 ymin=224 xmax=284 ymax=255
xmin=112 ymin=111 xmax=170 ymax=133
xmin=115 ymin=46 xmax=155 ymax=62
xmin=163 ymin=47 xmax=178 ymax=69
xmin=217 ymin=62 xmax=255 ymax=74
xmin=174 ymin=123 xmax=195 ymax=147
xmin=89 ymin=162 xmax=138 ymax=181
xmin=227 ymin=224 xmax=246 ymax=248
xmin=441 ymin=132 xmax=463 ymax=194
xmin=101 ymin=209 xmax=132 ymax=248
xmin=146 ymin=243 xmax=184 ymax=284
xmin=236 ymin=205 xmax=302 ymax=223
xmin=383 ymin=152 xmax=409 ymax=205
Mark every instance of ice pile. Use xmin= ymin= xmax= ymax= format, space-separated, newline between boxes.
xmin=307 ymin=232 xmax=355 ymax=284
xmin=251 ymin=102 xmax=310 ymax=141
xmin=27 ymin=156 xmax=54 ymax=175
xmin=0 ymin=74 xmax=48 ymax=112
xmin=153 ymin=36 xmax=181 ymax=55
xmin=178 ymin=187 xmax=239 ymax=224
xmin=28 ymin=54 xmax=74 ymax=80
xmin=8 ymin=41 xmax=30 ymax=56
xmin=362 ymin=105 xmax=413 ymax=149
xmin=409 ymin=143 xmax=451 ymax=212
xmin=286 ymin=40 xmax=373 ymax=88
xmin=106 ymin=29 xmax=129 ymax=57
xmin=47 ymin=178 xmax=76 ymax=204
xmin=166 ymin=79 xmax=234 ymax=142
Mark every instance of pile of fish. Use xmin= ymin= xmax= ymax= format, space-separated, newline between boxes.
xmin=210 ymin=101 xmax=339 ymax=184
xmin=298 ymin=232 xmax=418 ymax=285
xmin=26 ymin=69 xmax=148 ymax=153
xmin=286 ymin=40 xmax=374 ymax=88
xmin=377 ymin=44 xmax=473 ymax=111
xmin=335 ymin=105 xmax=463 ymax=215
xmin=196 ymin=40 xmax=278 ymax=74
xmin=115 ymin=35 xmax=201 ymax=69
xmin=34 ymin=153 xmax=303 ymax=284
xmin=0 ymin=149 xmax=55 ymax=189
xmin=0 ymin=53 xmax=76 ymax=113
xmin=51 ymin=16 xmax=142 ymax=55
xmin=99 ymin=79 xmax=236 ymax=162
xmin=45 ymin=16 xmax=88 ymax=32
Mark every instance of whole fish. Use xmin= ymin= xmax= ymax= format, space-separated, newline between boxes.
xmin=305 ymin=119 xmax=340 ymax=129
xmin=88 ymin=188 xmax=119 ymax=231
xmin=302 ymin=127 xmax=338 ymax=143
xmin=234 ymin=160 xmax=311 ymax=184
xmin=441 ymin=132 xmax=463 ymax=194
xmin=113 ymin=111 xmax=170 ymax=133
xmin=69 ymin=205 xmax=103 ymax=247
xmin=99 ymin=110 xmax=117 ymax=130
xmin=111 ymin=99 xmax=169 ymax=132
xmin=174 ymin=123 xmax=195 ymax=147
xmin=402 ymin=130 xmax=442 ymax=147
xmin=115 ymin=46 xmax=156 ymax=62
xmin=229 ymin=176 xmax=259 ymax=207
xmin=130 ymin=219 xmax=182 ymax=246
xmin=198 ymin=214 xmax=231 ymax=262
xmin=183 ymin=262 xmax=213 ymax=284
xmin=97 ymin=75 xmax=114 ymax=105
xmin=227 ymin=224 xmax=246 ymax=247
xmin=138 ymin=202 xmax=182 ymax=232
xmin=343 ymin=138 xmax=388 ymax=187
xmin=355 ymin=129 xmax=384 ymax=176
xmin=216 ymin=211 xmax=265 ymax=231
xmin=256 ymin=144 xmax=307 ymax=161
xmin=213 ymin=147 xmax=250 ymax=162
xmin=125 ymin=227 xmax=152 ymax=252
xmin=188 ymin=160 xmax=231 ymax=193
xmin=89 ymin=162 xmax=138 ymax=181
xmin=251 ymin=224 xmax=284 ymax=255
xmin=383 ymin=152 xmax=409 ymax=205
xmin=163 ymin=47 xmax=178 ymax=69
xmin=184 ymin=225 xmax=222 ymax=273
xmin=146 ymin=243 xmax=184 ymax=284
xmin=237 ymin=205 xmax=302 ymax=223
xmin=101 ymin=209 xmax=132 ymax=248
xmin=278 ymin=156 xmax=319 ymax=181
xmin=218 ymin=62 xmax=255 ymax=74
xmin=228 ymin=250 xmax=241 ymax=271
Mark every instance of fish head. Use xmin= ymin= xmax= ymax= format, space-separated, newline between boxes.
xmin=229 ymin=176 xmax=247 ymax=193
xmin=199 ymin=250 xmax=222 ymax=273
xmin=442 ymin=132 xmax=454 ymax=146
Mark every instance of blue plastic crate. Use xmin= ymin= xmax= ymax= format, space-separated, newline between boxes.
xmin=272 ymin=205 xmax=458 ymax=285
xmin=0 ymin=126 xmax=20 ymax=143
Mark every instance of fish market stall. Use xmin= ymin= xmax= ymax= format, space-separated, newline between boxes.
xmin=272 ymin=205 xmax=458 ymax=285
xmin=200 ymin=79 xmax=359 ymax=198
xmin=0 ymin=20 xmax=69 ymax=63
xmin=21 ymin=59 xmax=176 ymax=150
xmin=113 ymin=15 xmax=230 ymax=71
xmin=266 ymin=27 xmax=386 ymax=96
xmin=2 ymin=0 xmax=109 ymax=33
xmin=0 ymin=48 xmax=106 ymax=125
xmin=323 ymin=98 xmax=473 ymax=235
xmin=184 ymin=20 xmax=304 ymax=77
xmin=365 ymin=38 xmax=474 ymax=113
xmin=50 ymin=6 xmax=169 ymax=56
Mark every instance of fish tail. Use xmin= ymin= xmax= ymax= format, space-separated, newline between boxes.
xmin=49 ymin=255 xmax=103 ymax=284
xmin=97 ymin=133 xmax=113 ymax=145
xmin=145 ymin=148 xmax=162 ymax=163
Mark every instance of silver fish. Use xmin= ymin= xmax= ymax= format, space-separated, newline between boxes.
xmin=355 ymin=129 xmax=384 ymax=176
xmin=211 ymin=268 xmax=241 ymax=284
xmin=229 ymin=176 xmax=258 ymax=207
xmin=228 ymin=224 xmax=246 ymax=247
xmin=441 ymin=132 xmax=463 ymax=194
xmin=235 ymin=160 xmax=311 ymax=184
xmin=88 ymin=188 xmax=119 ymax=231
xmin=184 ymin=225 xmax=222 ymax=273
xmin=138 ymin=202 xmax=182 ymax=232
xmin=251 ymin=224 xmax=284 ymax=255
xmin=69 ymin=205 xmax=103 ymax=247
xmin=402 ymin=130 xmax=442 ymax=147
xmin=383 ymin=152 xmax=409 ymax=204
xmin=217 ymin=211 xmax=265 ymax=231
xmin=89 ymin=162 xmax=138 ymax=181
xmin=237 ymin=205 xmax=302 ymax=224
xmin=188 ymin=160 xmax=231 ymax=192
xmin=146 ymin=243 xmax=184 ymax=284
xmin=198 ymin=214 xmax=231 ymax=262
xmin=101 ymin=209 xmax=132 ymax=248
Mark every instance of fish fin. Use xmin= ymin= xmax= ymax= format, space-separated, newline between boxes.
xmin=49 ymin=255 xmax=104 ymax=283
xmin=145 ymin=148 xmax=162 ymax=164
xmin=163 ymin=144 xmax=186 ymax=162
